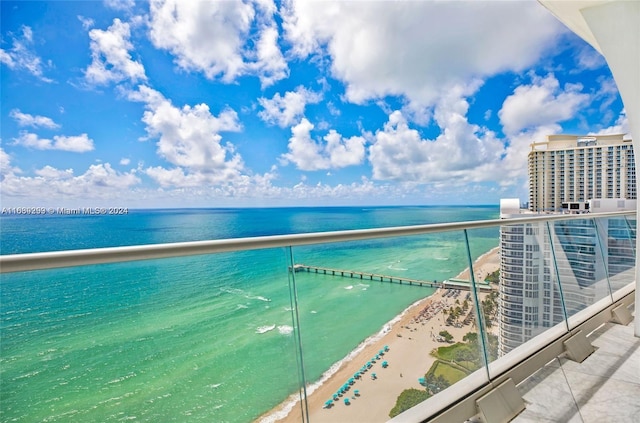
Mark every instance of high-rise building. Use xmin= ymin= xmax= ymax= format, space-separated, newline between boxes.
xmin=528 ymin=134 xmax=636 ymax=212
xmin=498 ymin=200 xmax=635 ymax=356
xmin=499 ymin=132 xmax=636 ymax=355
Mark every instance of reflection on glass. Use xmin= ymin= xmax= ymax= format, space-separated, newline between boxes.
xmin=278 ymin=228 xmax=497 ymax=422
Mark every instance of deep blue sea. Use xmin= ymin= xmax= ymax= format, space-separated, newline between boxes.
xmin=0 ymin=206 xmax=499 ymax=422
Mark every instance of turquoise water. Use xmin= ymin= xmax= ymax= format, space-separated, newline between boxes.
xmin=0 ymin=207 xmax=498 ymax=422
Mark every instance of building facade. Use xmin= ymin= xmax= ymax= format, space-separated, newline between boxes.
xmin=528 ymin=134 xmax=636 ymax=213
xmin=498 ymin=202 xmax=635 ymax=356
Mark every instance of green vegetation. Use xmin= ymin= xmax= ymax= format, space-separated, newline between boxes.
xmin=438 ymin=330 xmax=454 ymax=343
xmin=425 ymin=361 xmax=467 ymax=389
xmin=485 ymin=269 xmax=500 ymax=283
xmin=388 ymin=389 xmax=430 ymax=418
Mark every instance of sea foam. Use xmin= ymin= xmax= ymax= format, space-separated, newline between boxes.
xmin=256 ymin=325 xmax=276 ymax=334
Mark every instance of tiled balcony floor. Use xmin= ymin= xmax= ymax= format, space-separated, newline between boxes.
xmin=512 ymin=313 xmax=639 ymax=423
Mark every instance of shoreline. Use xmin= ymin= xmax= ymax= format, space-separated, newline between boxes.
xmin=258 ymin=246 xmax=500 ymax=423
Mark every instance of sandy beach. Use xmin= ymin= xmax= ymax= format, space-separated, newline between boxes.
xmin=259 ymin=246 xmax=501 ymax=423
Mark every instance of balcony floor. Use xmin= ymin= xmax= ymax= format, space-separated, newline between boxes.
xmin=512 ymin=311 xmax=639 ymax=423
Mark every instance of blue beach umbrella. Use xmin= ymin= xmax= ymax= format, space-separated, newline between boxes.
xmin=384 ymin=345 xmax=389 ymax=351
xmin=354 ymin=389 xmax=360 ymax=396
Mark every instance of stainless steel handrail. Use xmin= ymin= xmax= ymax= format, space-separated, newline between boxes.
xmin=0 ymin=210 xmax=633 ymax=273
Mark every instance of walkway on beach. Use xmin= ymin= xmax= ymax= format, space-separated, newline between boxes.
xmin=291 ymin=264 xmax=492 ymax=292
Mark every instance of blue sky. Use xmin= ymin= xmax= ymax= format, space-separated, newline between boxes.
xmin=0 ymin=0 xmax=628 ymax=208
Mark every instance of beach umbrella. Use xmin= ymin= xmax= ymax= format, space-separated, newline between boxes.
xmin=344 ymin=398 xmax=350 ymax=405
xmin=354 ymin=389 xmax=360 ymax=396
xmin=382 ymin=361 xmax=388 ymax=368
xmin=384 ymin=345 xmax=389 ymax=351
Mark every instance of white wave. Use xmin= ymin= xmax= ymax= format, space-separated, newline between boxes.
xmin=434 ymin=257 xmax=449 ymax=261
xmin=278 ymin=325 xmax=293 ymax=335
xmin=387 ymin=265 xmax=408 ymax=271
xmin=248 ymin=295 xmax=272 ymax=302
xmin=344 ymin=285 xmax=354 ymax=290
xmin=220 ymin=287 xmax=244 ymax=296
xmin=207 ymin=383 xmax=222 ymax=389
xmin=283 ymin=307 xmax=293 ymax=312
xmin=256 ymin=324 xmax=276 ymax=334
xmin=236 ymin=304 xmax=249 ymax=310
xmin=310 ymin=310 xmax=317 ymax=314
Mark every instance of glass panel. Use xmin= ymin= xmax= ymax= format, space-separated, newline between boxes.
xmin=601 ymin=216 xmax=637 ymax=293
xmin=487 ymin=220 xmax=569 ymax=378
xmin=547 ymin=217 xmax=612 ymax=330
xmin=281 ymin=229 xmax=496 ymax=422
xmin=0 ymin=250 xmax=302 ymax=423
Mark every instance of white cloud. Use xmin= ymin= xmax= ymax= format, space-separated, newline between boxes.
xmin=323 ymin=130 xmax=366 ymax=168
xmin=127 ymin=85 xmax=246 ymax=186
xmin=120 ymin=158 xmax=131 ymax=165
xmin=368 ymin=87 xmax=505 ymax=185
xmin=0 ymin=148 xmax=20 ymax=178
xmin=84 ymin=18 xmax=146 ymax=85
xmin=498 ymin=74 xmax=590 ymax=136
xmin=0 ymin=25 xmax=52 ymax=82
xmin=35 ymin=165 xmax=75 ymax=179
xmin=148 ymin=0 xmax=287 ymax=87
xmin=78 ymin=15 xmax=95 ymax=30
xmin=590 ymin=111 xmax=629 ymax=136
xmin=258 ymin=86 xmax=322 ymax=127
xmin=281 ymin=118 xmax=366 ymax=171
xmin=282 ymin=0 xmax=562 ymax=106
xmin=13 ymin=132 xmax=94 ymax=152
xmin=575 ymin=44 xmax=606 ymax=71
xmin=10 ymin=109 xmax=60 ymax=129
xmin=1 ymin=156 xmax=140 ymax=201
xmin=250 ymin=24 xmax=289 ymax=88
xmin=104 ymin=0 xmax=135 ymax=12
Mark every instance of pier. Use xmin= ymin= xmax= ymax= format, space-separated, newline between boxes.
xmin=291 ymin=264 xmax=492 ymax=292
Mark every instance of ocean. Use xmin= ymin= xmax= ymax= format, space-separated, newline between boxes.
xmin=0 ymin=206 xmax=499 ymax=422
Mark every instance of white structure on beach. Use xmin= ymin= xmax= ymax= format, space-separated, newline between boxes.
xmin=528 ymin=134 xmax=636 ymax=213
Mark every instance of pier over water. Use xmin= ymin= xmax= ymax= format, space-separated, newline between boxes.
xmin=291 ymin=264 xmax=492 ymax=292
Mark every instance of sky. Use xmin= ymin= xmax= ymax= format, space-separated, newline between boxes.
xmin=0 ymin=0 xmax=629 ymax=208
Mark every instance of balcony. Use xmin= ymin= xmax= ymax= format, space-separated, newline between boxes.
xmin=0 ymin=211 xmax=636 ymax=423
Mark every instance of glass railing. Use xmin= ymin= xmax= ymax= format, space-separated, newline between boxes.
xmin=0 ymin=211 xmax=635 ymax=423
